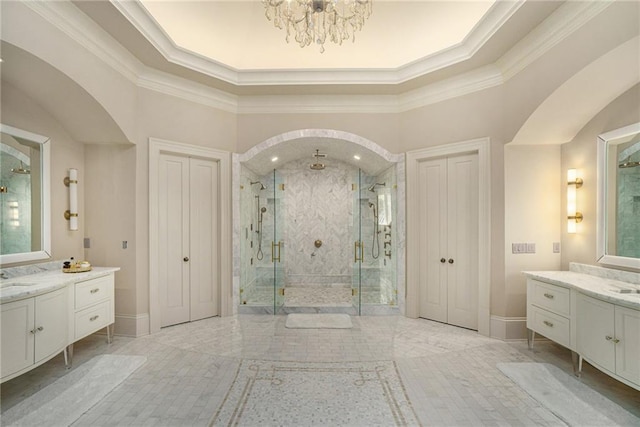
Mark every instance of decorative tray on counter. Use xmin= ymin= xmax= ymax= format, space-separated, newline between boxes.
xmin=62 ymin=265 xmax=92 ymax=273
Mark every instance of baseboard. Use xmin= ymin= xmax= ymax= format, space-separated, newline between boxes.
xmin=490 ymin=315 xmax=527 ymax=341
xmin=114 ymin=313 xmax=150 ymax=337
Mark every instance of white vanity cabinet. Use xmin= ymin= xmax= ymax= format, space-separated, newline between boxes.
xmin=74 ymin=275 xmax=114 ymax=341
xmin=577 ymin=293 xmax=640 ymax=389
xmin=527 ymin=279 xmax=573 ymax=350
xmin=1 ymin=268 xmax=118 ymax=383
xmin=1 ymin=287 xmax=68 ymax=380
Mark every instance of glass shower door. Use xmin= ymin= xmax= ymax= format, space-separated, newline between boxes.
xmin=273 ymin=169 xmax=286 ymax=313
xmin=352 ymin=169 xmax=363 ymax=314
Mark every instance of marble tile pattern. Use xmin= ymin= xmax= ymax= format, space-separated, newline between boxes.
xmin=3 ymin=315 xmax=639 ymax=426
xmin=523 ymin=267 xmax=640 ymax=310
xmin=570 ymin=262 xmax=640 ymax=285
xmin=210 ymin=359 xmax=419 ymax=426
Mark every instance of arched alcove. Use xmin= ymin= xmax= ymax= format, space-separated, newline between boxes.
xmin=232 ymin=129 xmax=406 ymax=316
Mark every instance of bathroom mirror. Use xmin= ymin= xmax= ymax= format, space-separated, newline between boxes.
xmin=596 ymin=122 xmax=640 ymax=270
xmin=0 ymin=124 xmax=51 ymax=265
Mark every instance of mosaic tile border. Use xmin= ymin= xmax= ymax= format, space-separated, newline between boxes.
xmin=210 ymin=359 xmax=420 ymax=427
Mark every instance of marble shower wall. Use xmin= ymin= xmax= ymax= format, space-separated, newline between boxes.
xmin=281 ymin=158 xmax=354 ymax=285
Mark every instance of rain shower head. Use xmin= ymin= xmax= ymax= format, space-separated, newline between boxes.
xmin=11 ymin=162 xmax=30 ymax=174
xmin=368 ymin=182 xmax=386 ymax=192
xmin=619 ymin=157 xmax=640 ymax=168
xmin=250 ymin=181 xmax=266 ymax=190
xmin=310 ymin=149 xmax=326 ymax=170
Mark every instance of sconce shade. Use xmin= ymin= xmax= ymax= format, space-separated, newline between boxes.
xmin=567 ymin=169 xmax=583 ymax=234
xmin=66 ymin=168 xmax=78 ymax=231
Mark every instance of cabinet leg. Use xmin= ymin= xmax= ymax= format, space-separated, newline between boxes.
xmin=106 ymin=324 xmax=114 ymax=344
xmin=64 ymin=344 xmax=74 ymax=370
xmin=527 ymin=329 xmax=535 ymax=350
xmin=571 ymin=351 xmax=582 ymax=377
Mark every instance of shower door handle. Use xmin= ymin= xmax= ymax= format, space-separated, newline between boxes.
xmin=272 ymin=241 xmax=282 ymax=263
xmin=354 ymin=241 xmax=364 ymax=262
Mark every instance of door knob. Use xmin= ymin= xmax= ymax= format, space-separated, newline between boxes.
xmin=448 ymin=258 xmax=454 ymax=264
xmin=183 ymin=257 xmax=189 ymax=262
xmin=440 ymin=258 xmax=446 ymax=263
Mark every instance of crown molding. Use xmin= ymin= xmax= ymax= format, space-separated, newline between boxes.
xmin=111 ymin=0 xmax=524 ymax=87
xmin=138 ymin=70 xmax=238 ymax=114
xmin=237 ymin=65 xmax=504 ymax=114
xmin=398 ymin=65 xmax=504 ymax=113
xmin=497 ymin=0 xmax=614 ymax=80
xmin=24 ymin=1 xmax=142 ymax=84
xmin=14 ymin=0 xmax=615 ymax=116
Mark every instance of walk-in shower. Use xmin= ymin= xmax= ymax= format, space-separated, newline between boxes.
xmin=239 ymin=156 xmax=398 ymax=315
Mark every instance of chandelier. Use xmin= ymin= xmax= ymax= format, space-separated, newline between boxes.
xmin=262 ymin=0 xmax=373 ymax=53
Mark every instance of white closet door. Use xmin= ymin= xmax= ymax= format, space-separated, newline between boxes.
xmin=417 ymin=153 xmax=479 ymax=330
xmin=418 ymin=158 xmax=448 ymax=322
xmin=189 ymin=158 xmax=219 ymax=321
xmin=158 ymin=154 xmax=191 ymax=327
xmin=447 ymin=154 xmax=479 ymax=330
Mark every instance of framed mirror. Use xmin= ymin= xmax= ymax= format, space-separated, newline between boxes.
xmin=597 ymin=122 xmax=640 ymax=270
xmin=0 ymin=124 xmax=51 ymax=265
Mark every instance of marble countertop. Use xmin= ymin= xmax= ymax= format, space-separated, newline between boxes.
xmin=0 ymin=267 xmax=120 ymax=303
xmin=523 ymin=270 xmax=640 ymax=311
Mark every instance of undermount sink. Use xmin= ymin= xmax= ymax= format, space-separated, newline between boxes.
xmin=0 ymin=282 xmax=36 ymax=289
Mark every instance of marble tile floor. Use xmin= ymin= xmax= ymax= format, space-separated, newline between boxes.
xmin=1 ymin=315 xmax=639 ymax=426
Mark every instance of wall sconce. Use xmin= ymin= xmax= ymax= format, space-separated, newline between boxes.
xmin=64 ymin=168 xmax=78 ymax=231
xmin=567 ymin=168 xmax=583 ymax=234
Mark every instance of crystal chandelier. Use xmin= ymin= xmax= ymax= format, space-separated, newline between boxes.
xmin=262 ymin=0 xmax=373 ymax=53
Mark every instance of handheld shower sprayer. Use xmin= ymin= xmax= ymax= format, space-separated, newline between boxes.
xmin=369 ymin=202 xmax=380 ymax=259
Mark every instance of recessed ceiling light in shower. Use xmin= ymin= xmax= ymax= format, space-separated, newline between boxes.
xmin=353 ymin=155 xmax=361 ymax=160
xmin=271 ymin=156 xmax=278 ymax=162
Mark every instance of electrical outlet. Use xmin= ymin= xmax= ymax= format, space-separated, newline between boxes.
xmin=122 ymin=241 xmax=128 ymax=249
xmin=83 ymin=238 xmax=91 ymax=249
xmin=553 ymin=242 xmax=560 ymax=253
xmin=526 ymin=243 xmax=536 ymax=254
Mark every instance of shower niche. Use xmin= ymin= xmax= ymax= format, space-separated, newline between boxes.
xmin=238 ymin=151 xmax=399 ymax=315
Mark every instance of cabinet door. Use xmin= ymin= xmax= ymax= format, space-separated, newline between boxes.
xmin=615 ymin=305 xmax=640 ymax=387
xmin=34 ymin=288 xmax=68 ymax=363
xmin=1 ymin=298 xmax=35 ymax=379
xmin=576 ymin=293 xmax=615 ymax=373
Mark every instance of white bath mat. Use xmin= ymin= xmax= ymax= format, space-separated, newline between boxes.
xmin=497 ymin=362 xmax=640 ymax=426
xmin=2 ymin=354 xmax=147 ymax=426
xmin=285 ymin=313 xmax=352 ymax=329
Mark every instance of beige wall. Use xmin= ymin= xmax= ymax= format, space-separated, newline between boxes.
xmin=561 ymin=84 xmax=640 ymax=268
xmin=503 ymin=145 xmax=562 ymax=319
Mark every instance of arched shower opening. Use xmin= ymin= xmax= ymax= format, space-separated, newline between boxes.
xmin=233 ymin=130 xmax=405 ymax=315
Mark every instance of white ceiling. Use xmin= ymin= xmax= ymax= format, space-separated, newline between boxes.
xmin=138 ymin=0 xmax=495 ymax=70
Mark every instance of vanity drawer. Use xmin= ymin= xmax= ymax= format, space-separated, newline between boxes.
xmin=75 ymin=300 xmax=110 ymax=340
xmin=530 ymin=280 xmax=570 ymax=316
xmin=75 ymin=275 xmax=113 ymax=310
xmin=530 ymin=306 xmax=571 ymax=348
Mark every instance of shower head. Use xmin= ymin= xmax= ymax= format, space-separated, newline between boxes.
xmin=250 ymin=181 xmax=266 ymax=190
xmin=310 ymin=149 xmax=326 ymax=170
xmin=368 ymin=182 xmax=386 ymax=192
xmin=619 ymin=157 xmax=640 ymax=168
xmin=11 ymin=162 xmax=30 ymax=174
